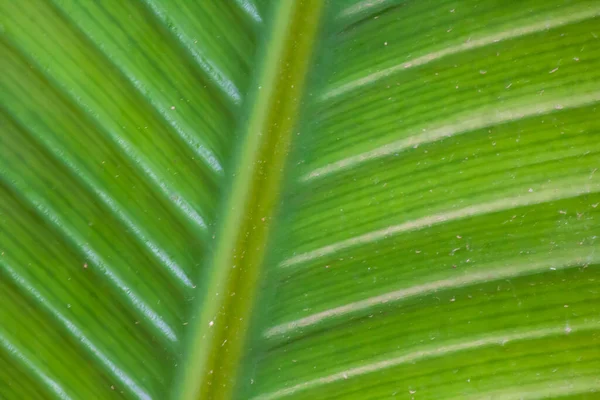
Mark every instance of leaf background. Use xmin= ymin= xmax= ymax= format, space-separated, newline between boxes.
xmin=1 ymin=0 xmax=599 ymax=399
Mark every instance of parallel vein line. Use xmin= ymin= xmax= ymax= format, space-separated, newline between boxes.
xmin=303 ymin=91 xmax=600 ymax=182
xmin=463 ymin=377 xmax=600 ymax=400
xmin=2 ymin=39 xmax=209 ymax=232
xmin=0 ymin=334 xmax=73 ymax=400
xmin=233 ymin=0 xmax=262 ymax=24
xmin=319 ymin=7 xmax=600 ymax=102
xmin=0 ymin=261 xmax=152 ymax=400
xmin=268 ymin=253 xmax=598 ymax=337
xmin=6 ymin=113 xmax=195 ymax=289
xmin=256 ymin=322 xmax=599 ymax=399
xmin=337 ymin=0 xmax=388 ymax=21
xmin=280 ymin=180 xmax=599 ymax=269
xmin=47 ymin=0 xmax=225 ymax=174
xmin=141 ymin=0 xmax=243 ymax=106
xmin=0 ymin=179 xmax=178 ymax=343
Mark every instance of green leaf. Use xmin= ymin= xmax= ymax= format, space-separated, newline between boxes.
xmin=1 ymin=1 xmax=599 ymax=399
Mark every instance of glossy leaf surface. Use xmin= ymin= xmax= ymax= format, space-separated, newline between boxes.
xmin=1 ymin=1 xmax=599 ymax=399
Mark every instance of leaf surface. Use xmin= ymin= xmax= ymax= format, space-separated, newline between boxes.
xmin=1 ymin=1 xmax=599 ymax=399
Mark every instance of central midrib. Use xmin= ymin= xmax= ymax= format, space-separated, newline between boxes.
xmin=172 ymin=2 xmax=325 ymax=399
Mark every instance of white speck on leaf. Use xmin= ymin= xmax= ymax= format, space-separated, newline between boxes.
xmin=565 ymin=325 xmax=572 ymax=334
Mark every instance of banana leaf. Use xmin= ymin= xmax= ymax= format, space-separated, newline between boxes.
xmin=1 ymin=0 xmax=599 ymax=399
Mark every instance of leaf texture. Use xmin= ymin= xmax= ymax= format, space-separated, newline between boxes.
xmin=1 ymin=0 xmax=599 ymax=399
xmin=1 ymin=0 xmax=259 ymax=398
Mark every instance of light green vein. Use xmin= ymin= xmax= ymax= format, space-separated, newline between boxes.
xmin=0 ymin=261 xmax=153 ymax=400
xmin=257 ymin=322 xmax=599 ymax=399
xmin=234 ymin=0 xmax=263 ymax=24
xmin=268 ymin=251 xmax=597 ymax=337
xmin=3 ymin=111 xmax=195 ymax=290
xmin=319 ymin=6 xmax=600 ymax=102
xmin=302 ymin=91 xmax=600 ymax=181
xmin=0 ymin=39 xmax=210 ymax=233
xmin=0 ymin=176 xmax=178 ymax=344
xmin=0 ymin=334 xmax=73 ymax=400
xmin=281 ymin=178 xmax=599 ymax=269
xmin=47 ymin=0 xmax=225 ymax=174
xmin=463 ymin=377 xmax=600 ymax=400
xmin=140 ymin=0 xmax=244 ymax=106
xmin=337 ymin=0 xmax=395 ymax=22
